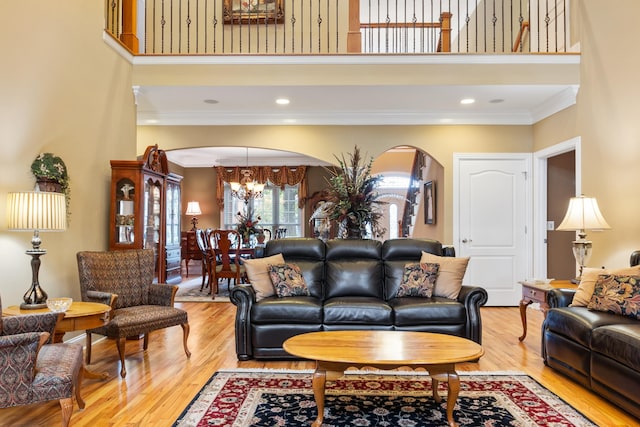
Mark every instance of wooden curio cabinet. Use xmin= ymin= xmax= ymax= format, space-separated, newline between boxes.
xmin=109 ymin=145 xmax=183 ymax=284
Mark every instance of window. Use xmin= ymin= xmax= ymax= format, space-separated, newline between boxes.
xmin=223 ymin=183 xmax=301 ymax=236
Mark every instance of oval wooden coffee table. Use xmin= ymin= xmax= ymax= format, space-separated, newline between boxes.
xmin=283 ymin=330 xmax=484 ymax=427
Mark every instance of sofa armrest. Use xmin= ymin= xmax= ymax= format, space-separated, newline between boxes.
xmin=457 ymin=285 xmax=488 ymax=344
xmin=229 ymin=284 xmax=257 ymax=360
xmin=149 ymin=283 xmax=179 ymax=306
xmin=547 ymin=288 xmax=576 ymax=308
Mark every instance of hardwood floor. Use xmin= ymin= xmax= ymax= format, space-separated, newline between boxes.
xmin=2 ymin=291 xmax=637 ymax=426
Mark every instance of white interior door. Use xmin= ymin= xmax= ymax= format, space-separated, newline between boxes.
xmin=454 ymin=154 xmax=532 ymax=306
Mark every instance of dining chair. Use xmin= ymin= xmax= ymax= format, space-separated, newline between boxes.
xmin=211 ymin=229 xmax=247 ymax=297
xmin=76 ymin=249 xmax=191 ymax=378
xmin=195 ymin=228 xmax=214 ymax=292
xmin=0 ymin=296 xmax=85 ymax=426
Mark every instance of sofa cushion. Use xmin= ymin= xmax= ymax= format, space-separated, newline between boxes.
xmin=396 ymin=263 xmax=439 ymax=298
xmin=588 ymin=274 xmax=640 ymax=319
xmin=244 ymin=253 xmax=285 ymax=301
xmin=268 ymin=263 xmax=310 ymax=297
xmin=264 ymin=238 xmax=325 ymax=299
xmin=591 ymin=324 xmax=640 ymax=372
xmin=390 ymin=297 xmax=466 ymax=326
xmin=571 ymin=265 xmax=640 ymax=307
xmin=323 ymin=297 xmax=392 ymax=325
xmin=382 ymin=238 xmax=444 ymax=300
xmin=544 ymin=307 xmax=637 ymax=348
xmin=325 ymin=240 xmax=383 ymax=299
xmin=420 ymin=252 xmax=469 ymax=299
xmin=251 ymin=297 xmax=323 ymax=324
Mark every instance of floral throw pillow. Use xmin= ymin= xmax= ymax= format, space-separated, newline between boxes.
xmin=396 ymin=263 xmax=440 ymax=298
xmin=587 ymin=274 xmax=640 ymax=320
xmin=268 ymin=263 xmax=310 ymax=297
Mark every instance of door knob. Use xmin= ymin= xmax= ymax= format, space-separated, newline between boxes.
xmin=462 ymin=238 xmax=471 ymax=243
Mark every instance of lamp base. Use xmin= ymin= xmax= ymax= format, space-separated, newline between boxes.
xmin=22 ymin=250 xmax=48 ymax=310
xmin=20 ymin=302 xmax=47 ymax=310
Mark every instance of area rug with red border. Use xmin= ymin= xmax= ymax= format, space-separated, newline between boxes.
xmin=173 ymin=369 xmax=596 ymax=426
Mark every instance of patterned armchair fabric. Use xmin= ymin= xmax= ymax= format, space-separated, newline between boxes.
xmin=76 ymin=249 xmax=191 ymax=378
xmin=0 ymin=297 xmax=85 ymax=427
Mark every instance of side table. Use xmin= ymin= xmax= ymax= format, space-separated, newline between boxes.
xmin=517 ymin=280 xmax=576 ymax=341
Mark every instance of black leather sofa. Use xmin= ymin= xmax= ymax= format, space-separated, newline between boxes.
xmin=230 ymin=238 xmax=488 ymax=361
xmin=542 ymin=251 xmax=640 ymax=418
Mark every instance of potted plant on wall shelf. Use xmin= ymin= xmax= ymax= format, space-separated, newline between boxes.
xmin=317 ymin=145 xmax=386 ymax=239
xmin=31 ymin=152 xmax=71 ymax=217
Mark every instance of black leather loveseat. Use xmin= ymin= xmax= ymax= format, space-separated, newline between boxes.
xmin=230 ymin=238 xmax=488 ymax=361
xmin=542 ymin=251 xmax=640 ymax=418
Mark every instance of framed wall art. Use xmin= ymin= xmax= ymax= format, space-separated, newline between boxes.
xmin=424 ymin=180 xmax=435 ymax=224
xmin=224 ymin=0 xmax=284 ymax=24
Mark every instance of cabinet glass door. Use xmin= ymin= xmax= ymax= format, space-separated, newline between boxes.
xmin=115 ymin=178 xmax=136 ymax=244
xmin=144 ymin=177 xmax=162 ymax=279
xmin=166 ymin=181 xmax=180 ymax=246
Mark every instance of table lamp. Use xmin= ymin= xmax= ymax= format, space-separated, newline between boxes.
xmin=556 ymin=195 xmax=610 ymax=283
xmin=7 ymin=191 xmax=67 ymax=309
xmin=185 ymin=201 xmax=202 ymax=231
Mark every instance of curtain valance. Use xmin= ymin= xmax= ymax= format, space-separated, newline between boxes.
xmin=215 ymin=165 xmax=308 ymax=208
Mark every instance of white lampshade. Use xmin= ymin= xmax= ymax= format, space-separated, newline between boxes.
xmin=185 ymin=201 xmax=202 ymax=216
xmin=7 ymin=191 xmax=67 ymax=232
xmin=556 ymin=195 xmax=610 ymax=232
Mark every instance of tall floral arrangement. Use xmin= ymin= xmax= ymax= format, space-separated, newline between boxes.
xmin=321 ymin=145 xmax=386 ymax=239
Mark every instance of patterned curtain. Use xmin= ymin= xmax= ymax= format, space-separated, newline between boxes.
xmin=215 ymin=166 xmax=307 ymax=208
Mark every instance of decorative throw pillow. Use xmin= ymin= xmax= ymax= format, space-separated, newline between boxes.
xmin=420 ymin=252 xmax=470 ymax=299
xmin=571 ymin=265 xmax=640 ymax=307
xmin=396 ymin=262 xmax=439 ymax=298
xmin=243 ymin=253 xmax=285 ymax=301
xmin=268 ymin=263 xmax=310 ymax=297
xmin=587 ymin=274 xmax=640 ymax=319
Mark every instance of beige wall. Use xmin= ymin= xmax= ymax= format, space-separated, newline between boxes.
xmin=138 ymin=124 xmax=532 ymax=244
xmin=533 ymin=1 xmax=640 ymax=269
xmin=0 ymin=1 xmax=137 ymax=305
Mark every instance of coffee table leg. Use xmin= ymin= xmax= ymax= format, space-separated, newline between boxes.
xmin=446 ymin=372 xmax=460 ymax=427
xmin=312 ymin=368 xmax=326 ymax=427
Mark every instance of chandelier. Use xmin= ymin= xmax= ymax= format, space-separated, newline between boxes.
xmin=230 ymin=148 xmax=265 ymax=203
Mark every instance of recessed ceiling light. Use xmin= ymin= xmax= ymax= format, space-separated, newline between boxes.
xmin=146 ymin=119 xmax=159 ymax=124
xmin=276 ymin=98 xmax=290 ymax=105
xmin=460 ymin=98 xmax=475 ymax=105
xmin=203 ymin=99 xmax=219 ymax=104
xmin=440 ymin=118 xmax=453 ymax=124
xmin=283 ymin=119 xmax=297 ymax=124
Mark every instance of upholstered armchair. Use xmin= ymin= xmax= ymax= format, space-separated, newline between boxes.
xmin=0 ymin=296 xmax=85 ymax=426
xmin=76 ymin=249 xmax=191 ymax=378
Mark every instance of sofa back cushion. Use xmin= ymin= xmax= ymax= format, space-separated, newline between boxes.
xmin=382 ymin=238 xmax=444 ymax=300
xmin=264 ymin=238 xmax=325 ymax=299
xmin=325 ymin=239 xmax=383 ymax=299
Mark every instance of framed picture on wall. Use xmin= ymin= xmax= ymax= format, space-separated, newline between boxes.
xmin=424 ymin=181 xmax=435 ymax=224
xmin=224 ymin=0 xmax=284 ymax=24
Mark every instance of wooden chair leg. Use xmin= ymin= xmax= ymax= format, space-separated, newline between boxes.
xmin=59 ymin=397 xmax=73 ymax=427
xmin=85 ymin=331 xmax=92 ymax=364
xmin=116 ymin=337 xmax=127 ymax=378
xmin=143 ymin=333 xmax=149 ymax=350
xmin=76 ymin=366 xmax=86 ymax=409
xmin=181 ymin=323 xmax=191 ymax=358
